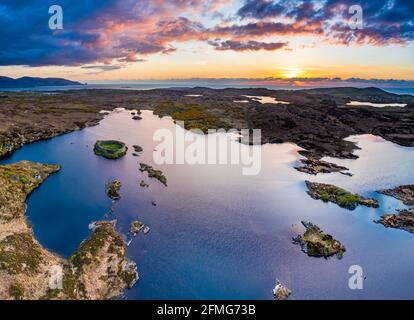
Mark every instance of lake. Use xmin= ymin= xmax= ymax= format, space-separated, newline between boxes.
xmin=347 ymin=101 xmax=407 ymax=108
xmin=1 ymin=110 xmax=414 ymax=300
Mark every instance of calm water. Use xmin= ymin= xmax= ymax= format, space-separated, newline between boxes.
xmin=2 ymin=110 xmax=414 ymax=300
xmin=1 ymin=81 xmax=414 ymax=95
xmin=347 ymin=101 xmax=407 ymax=108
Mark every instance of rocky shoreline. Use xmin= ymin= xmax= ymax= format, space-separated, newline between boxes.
xmin=1 ymin=87 xmax=413 ymax=163
xmin=0 ymin=161 xmax=138 ymax=300
xmin=375 ymin=209 xmax=414 ymax=233
xmin=378 ymin=185 xmax=414 ymax=206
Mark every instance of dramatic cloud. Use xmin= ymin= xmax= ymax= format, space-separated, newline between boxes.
xmin=209 ymin=39 xmax=288 ymax=51
xmin=236 ymin=0 xmax=414 ymax=45
xmin=0 ymin=0 xmax=413 ymax=67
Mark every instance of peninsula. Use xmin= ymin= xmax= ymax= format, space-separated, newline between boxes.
xmin=0 ymin=161 xmax=138 ymax=300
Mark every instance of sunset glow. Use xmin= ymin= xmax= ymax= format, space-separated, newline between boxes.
xmin=0 ymin=1 xmax=413 ymax=84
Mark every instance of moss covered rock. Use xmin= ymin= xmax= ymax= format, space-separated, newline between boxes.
xmin=133 ymin=145 xmax=143 ymax=153
xmin=94 ymin=140 xmax=127 ymax=159
xmin=130 ymin=220 xmax=144 ymax=236
xmin=139 ymin=163 xmax=167 ymax=186
xmin=106 ymin=180 xmax=122 ymax=200
xmin=293 ymin=221 xmax=346 ymax=259
xmin=306 ymin=181 xmax=379 ymax=210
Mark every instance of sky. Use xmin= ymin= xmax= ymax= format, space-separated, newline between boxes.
xmin=0 ymin=0 xmax=413 ymax=83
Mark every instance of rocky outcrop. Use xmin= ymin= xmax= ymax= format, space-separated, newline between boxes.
xmin=295 ymin=159 xmax=350 ymax=175
xmin=133 ymin=145 xmax=143 ymax=153
xmin=0 ymin=161 xmax=138 ymax=300
xmin=375 ymin=209 xmax=414 ymax=233
xmin=293 ymin=222 xmax=346 ymax=259
xmin=129 ymin=221 xmax=144 ymax=236
xmin=378 ymin=185 xmax=414 ymax=206
xmin=139 ymin=163 xmax=167 ymax=186
xmin=51 ymin=221 xmax=138 ymax=300
xmin=273 ymin=280 xmax=291 ymax=300
xmin=106 ymin=180 xmax=122 ymax=200
xmin=306 ymin=181 xmax=379 ymax=210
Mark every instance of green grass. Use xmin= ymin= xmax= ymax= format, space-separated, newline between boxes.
xmin=94 ymin=140 xmax=127 ymax=159
xmin=294 ymin=222 xmax=345 ymax=259
xmin=154 ymin=103 xmax=229 ymax=133
xmin=0 ymin=233 xmax=43 ymax=274
xmin=8 ymin=283 xmax=24 ymax=300
xmin=306 ymin=181 xmax=377 ymax=210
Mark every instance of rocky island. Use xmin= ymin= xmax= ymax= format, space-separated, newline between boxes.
xmin=272 ymin=280 xmax=291 ymax=300
xmin=133 ymin=145 xmax=143 ymax=153
xmin=0 ymin=161 xmax=138 ymax=300
xmin=306 ymin=181 xmax=379 ymax=210
xmin=293 ymin=222 xmax=346 ymax=259
xmin=106 ymin=180 xmax=122 ymax=200
xmin=94 ymin=140 xmax=127 ymax=159
xmin=130 ymin=220 xmax=144 ymax=236
xmin=139 ymin=163 xmax=167 ymax=186
xmin=375 ymin=209 xmax=414 ymax=233
xmin=378 ymin=185 xmax=414 ymax=206
xmin=295 ymin=158 xmax=350 ymax=175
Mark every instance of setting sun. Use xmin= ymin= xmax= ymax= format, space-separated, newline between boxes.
xmin=281 ymin=68 xmax=304 ymax=78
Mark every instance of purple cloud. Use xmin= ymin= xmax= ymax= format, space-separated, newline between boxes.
xmin=0 ymin=0 xmax=413 ymax=67
xmin=209 ymin=39 xmax=289 ymax=51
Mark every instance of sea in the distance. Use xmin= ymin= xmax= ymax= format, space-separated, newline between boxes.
xmin=1 ymin=109 xmax=414 ymax=300
xmin=1 ymin=80 xmax=414 ymax=95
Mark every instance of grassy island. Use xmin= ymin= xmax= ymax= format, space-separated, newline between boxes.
xmin=293 ymin=222 xmax=346 ymax=259
xmin=94 ymin=140 xmax=127 ymax=159
xmin=306 ymin=181 xmax=379 ymax=210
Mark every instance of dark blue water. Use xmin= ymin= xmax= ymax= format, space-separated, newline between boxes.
xmin=2 ymin=110 xmax=414 ymax=299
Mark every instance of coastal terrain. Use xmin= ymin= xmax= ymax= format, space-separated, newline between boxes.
xmin=1 ymin=87 xmax=413 ymax=162
xmin=0 ymin=86 xmax=414 ymax=299
xmin=0 ymin=161 xmax=137 ymax=299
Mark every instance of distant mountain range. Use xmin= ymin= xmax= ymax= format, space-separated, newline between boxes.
xmin=0 ymin=76 xmax=83 ymax=88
